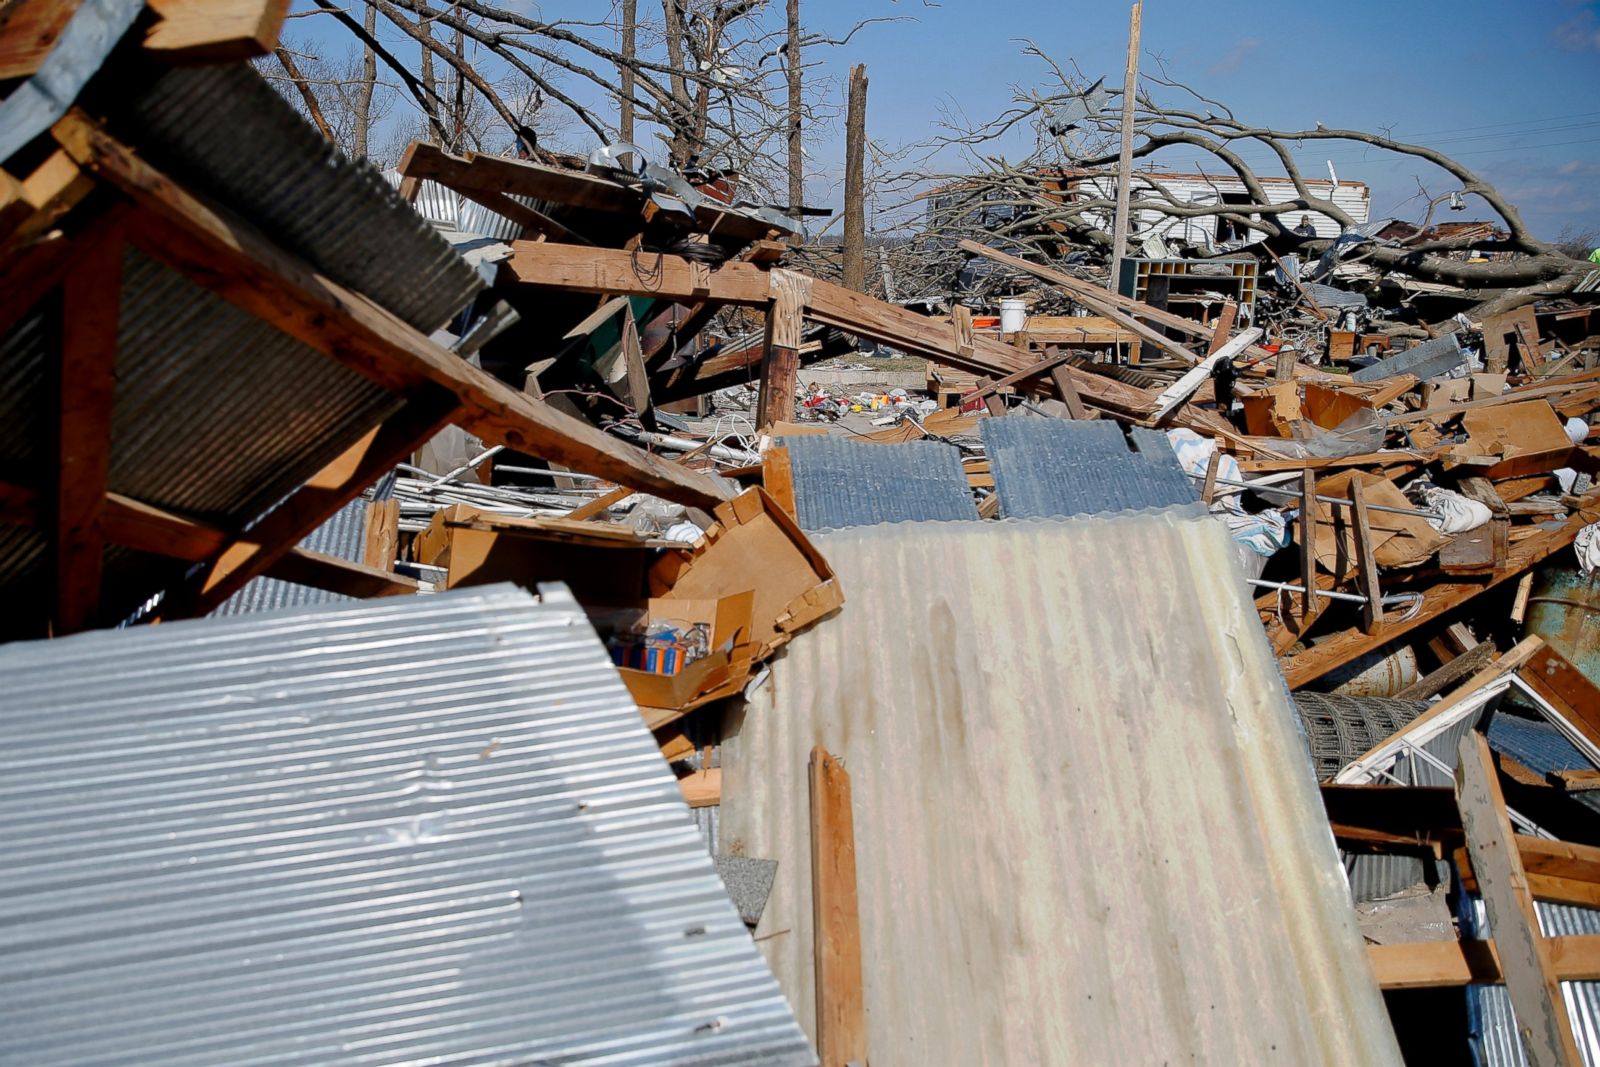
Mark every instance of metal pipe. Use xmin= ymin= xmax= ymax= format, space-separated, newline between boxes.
xmin=1190 ymin=470 xmax=1437 ymax=519
xmin=423 ymin=445 xmax=504 ymax=488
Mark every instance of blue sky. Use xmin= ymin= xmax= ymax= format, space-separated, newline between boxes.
xmin=288 ymin=1 xmax=1600 ymax=240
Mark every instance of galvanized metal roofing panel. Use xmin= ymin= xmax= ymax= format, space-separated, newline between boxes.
xmin=981 ymin=415 xmax=1200 ymax=518
xmin=213 ymin=498 xmax=370 ymax=617
xmin=114 ymin=63 xmax=481 ymax=333
xmin=0 ymin=584 xmax=811 ymax=1066
xmin=779 ymin=435 xmax=977 ymax=530
xmin=1463 ymin=895 xmax=1600 ymax=1067
xmin=110 ymin=249 xmax=403 ymax=524
xmin=720 ymin=514 xmax=1401 ymax=1064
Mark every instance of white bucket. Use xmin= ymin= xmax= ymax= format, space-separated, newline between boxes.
xmin=1000 ymin=298 xmax=1027 ymax=334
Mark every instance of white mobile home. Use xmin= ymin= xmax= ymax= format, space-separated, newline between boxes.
xmin=1059 ymin=168 xmax=1371 ymax=246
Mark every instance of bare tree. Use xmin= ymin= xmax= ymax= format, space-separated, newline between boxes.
xmin=841 ymin=63 xmax=867 ymax=292
xmin=878 ymin=43 xmax=1593 ymax=320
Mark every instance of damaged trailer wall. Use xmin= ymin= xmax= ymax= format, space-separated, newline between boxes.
xmin=720 ymin=513 xmax=1401 ymax=1065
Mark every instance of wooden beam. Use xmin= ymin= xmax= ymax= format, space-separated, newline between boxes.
xmin=265 ymin=547 xmax=419 ymax=599
xmin=1457 ymin=836 xmax=1600 ymax=910
xmin=958 ymin=349 xmax=1070 ymax=403
xmin=393 ymin=143 xmax=590 ymax=244
xmin=502 ymin=241 xmax=1164 ymax=420
xmin=810 ymin=746 xmax=866 ymax=1067
xmin=3 ymin=484 xmax=419 ymax=598
xmin=53 ymin=111 xmax=734 ymax=511
xmin=678 ymin=767 xmax=720 ymax=808
xmin=1393 ymin=639 xmax=1496 ymax=701
xmin=564 ymin=484 xmax=633 ymax=522
xmin=1520 ymin=645 xmax=1600 ymax=754
xmin=398 ymin=141 xmax=781 ymax=244
xmin=1048 ymin=362 xmax=1089 ymax=420
xmin=52 ymin=228 xmax=121 ymax=633
xmin=755 ymin=269 xmax=810 ymax=430
xmin=1457 ymin=730 xmax=1583 ymax=1067
xmin=1369 ymin=936 xmax=1600 ymax=990
xmin=144 ymin=0 xmax=289 ymax=63
xmin=1279 ymin=492 xmax=1600 ymax=688
xmin=178 ymin=394 xmax=460 ymax=617
xmin=0 ymin=0 xmax=77 ymax=81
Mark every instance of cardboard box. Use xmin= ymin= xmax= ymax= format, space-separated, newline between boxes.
xmin=1456 ymin=400 xmax=1574 ymax=479
xmin=1240 ymin=382 xmax=1302 ymax=437
xmin=616 ymin=591 xmax=755 ymax=716
xmin=649 ymin=487 xmax=843 ymax=660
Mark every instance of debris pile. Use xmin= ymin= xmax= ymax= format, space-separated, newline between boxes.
xmin=3 ymin=3 xmax=1600 ymax=1065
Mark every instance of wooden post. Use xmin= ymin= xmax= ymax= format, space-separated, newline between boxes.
xmin=1106 ymin=1 xmax=1142 ymax=293
xmin=756 ymin=269 xmax=810 ymax=429
xmin=1457 ymin=731 xmax=1583 ymax=1067
xmin=1047 ymin=349 xmax=1088 ymax=420
xmin=1299 ymin=467 xmax=1318 ymax=625
xmin=841 ymin=63 xmax=868 ymax=293
xmin=1200 ymin=451 xmax=1221 ymax=506
xmin=810 ymin=746 xmax=865 ymax=1067
xmin=53 ymin=229 xmax=123 ymax=633
xmin=1350 ymin=478 xmax=1383 ymax=635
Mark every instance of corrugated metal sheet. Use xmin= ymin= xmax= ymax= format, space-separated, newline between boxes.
xmin=981 ymin=415 xmax=1200 ymax=518
xmin=109 ymin=249 xmax=402 ymax=524
xmin=381 ymin=171 xmax=531 ymax=243
xmin=0 ymin=250 xmax=406 ymax=635
xmin=1351 ymin=332 xmax=1466 ymax=383
xmin=1341 ymin=852 xmax=1445 ymax=904
xmin=720 ymin=514 xmax=1401 ymax=1064
xmin=114 ymin=63 xmax=480 ymax=333
xmin=213 ymin=498 xmax=370 ymax=616
xmin=779 ymin=435 xmax=977 ymax=530
xmin=0 ymin=584 xmax=811 ymax=1066
xmin=1463 ymin=895 xmax=1600 ymax=1067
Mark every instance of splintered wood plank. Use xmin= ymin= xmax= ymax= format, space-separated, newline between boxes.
xmin=1048 ymin=362 xmax=1089 ymax=420
xmin=1207 ymin=300 xmax=1237 ymax=354
xmin=52 ymin=111 xmax=733 ymax=511
xmin=755 ymin=269 xmax=810 ymax=430
xmin=810 ymin=746 xmax=866 ymax=1067
xmin=1457 ymin=731 xmax=1582 ymax=1067
xmin=762 ymin=445 xmax=797 ymax=517
xmin=362 ymin=498 xmax=400 ymax=571
xmin=143 ymin=0 xmax=289 ymax=63
xmin=53 ymin=229 xmax=122 ymax=633
xmin=678 ymin=767 xmax=720 ymax=808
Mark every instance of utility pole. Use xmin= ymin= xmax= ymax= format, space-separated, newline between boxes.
xmin=786 ymin=0 xmax=803 ymax=221
xmin=842 ymin=64 xmax=868 ymax=293
xmin=1107 ymin=1 xmax=1142 ymax=293
xmin=619 ymin=0 xmax=636 ymax=143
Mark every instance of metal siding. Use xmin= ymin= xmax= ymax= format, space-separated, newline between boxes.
xmin=116 ymin=64 xmax=480 ymax=333
xmin=110 ymin=249 xmax=403 ymax=524
xmin=1464 ymin=896 xmax=1600 ymax=1067
xmin=780 ymin=435 xmax=977 ymax=530
xmin=982 ymin=415 xmax=1200 ymax=518
xmin=0 ymin=584 xmax=811 ymax=1066
xmin=214 ymin=498 xmax=371 ymax=617
xmin=1351 ymin=332 xmax=1466 ymax=383
xmin=720 ymin=515 xmax=1401 ymax=1064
